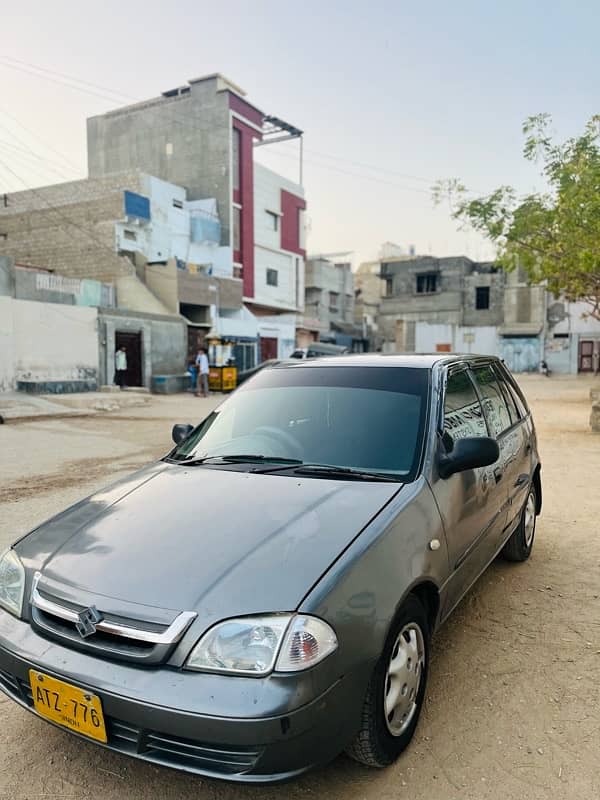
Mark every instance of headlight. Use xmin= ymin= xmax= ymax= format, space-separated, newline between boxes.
xmin=186 ymin=614 xmax=337 ymax=676
xmin=0 ymin=549 xmax=25 ymax=618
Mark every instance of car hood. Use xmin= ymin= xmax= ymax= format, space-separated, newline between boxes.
xmin=17 ymin=463 xmax=401 ymax=625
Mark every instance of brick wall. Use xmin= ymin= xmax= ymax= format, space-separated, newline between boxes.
xmin=0 ymin=172 xmax=143 ymax=282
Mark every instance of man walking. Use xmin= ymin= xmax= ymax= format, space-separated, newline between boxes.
xmin=195 ymin=347 xmax=209 ymax=397
xmin=115 ymin=345 xmax=127 ymax=390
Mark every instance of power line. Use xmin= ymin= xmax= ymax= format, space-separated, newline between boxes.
xmin=1 ymin=56 xmax=487 ymax=205
xmin=0 ymin=56 xmax=136 ymax=103
xmin=300 ymin=147 xmax=435 ymax=185
xmin=257 ymin=148 xmax=434 ymax=196
xmin=0 ymin=57 xmax=442 ymax=191
xmin=0 ymin=58 xmax=133 ymax=106
xmin=0 ymin=105 xmax=84 ymax=172
xmin=0 ymin=139 xmax=81 ymax=182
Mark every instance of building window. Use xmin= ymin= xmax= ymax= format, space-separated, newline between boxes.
xmin=233 ymin=206 xmax=241 ymax=252
xmin=416 ymin=273 xmax=438 ymax=294
xmin=266 ymin=268 xmax=278 ymax=287
xmin=385 ymin=277 xmax=393 ymax=297
xmin=476 ymin=286 xmax=490 ymax=309
xmin=329 ymin=291 xmax=339 ymax=311
xmin=232 ymin=128 xmax=241 ymax=192
xmin=266 ymin=210 xmax=279 ymax=231
xmin=172 ymin=198 xmax=183 ymax=209
xmin=123 ymin=230 xmax=137 ymax=241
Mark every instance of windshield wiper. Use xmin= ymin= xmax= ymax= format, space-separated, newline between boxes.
xmin=259 ymin=463 xmax=401 ymax=482
xmin=173 ymin=454 xmax=303 ymax=466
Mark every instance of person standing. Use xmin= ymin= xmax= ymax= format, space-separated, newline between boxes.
xmin=195 ymin=347 xmax=209 ymax=397
xmin=115 ymin=345 xmax=128 ymax=390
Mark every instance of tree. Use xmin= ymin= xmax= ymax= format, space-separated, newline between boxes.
xmin=433 ymin=114 xmax=600 ymax=320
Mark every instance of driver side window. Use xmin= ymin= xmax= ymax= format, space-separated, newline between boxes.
xmin=443 ymin=370 xmax=487 ymax=450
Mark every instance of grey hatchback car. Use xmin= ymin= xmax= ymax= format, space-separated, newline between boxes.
xmin=0 ymin=355 xmax=541 ymax=782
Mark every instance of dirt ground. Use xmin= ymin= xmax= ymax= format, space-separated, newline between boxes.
xmin=0 ymin=377 xmax=599 ymax=800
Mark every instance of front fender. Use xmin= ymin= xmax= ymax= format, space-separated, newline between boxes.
xmin=299 ymin=477 xmax=448 ymax=677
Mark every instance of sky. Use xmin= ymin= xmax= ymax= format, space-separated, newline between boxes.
xmin=1 ymin=0 xmax=599 ymax=266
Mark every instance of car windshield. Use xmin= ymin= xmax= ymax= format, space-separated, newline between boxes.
xmin=170 ymin=365 xmax=429 ymax=480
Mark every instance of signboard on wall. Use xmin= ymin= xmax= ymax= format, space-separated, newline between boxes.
xmin=124 ymin=191 xmax=151 ymax=222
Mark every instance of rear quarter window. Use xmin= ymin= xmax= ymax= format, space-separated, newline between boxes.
xmin=496 ymin=362 xmax=530 ymax=418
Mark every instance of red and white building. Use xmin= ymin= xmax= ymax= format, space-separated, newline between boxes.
xmin=87 ymin=73 xmax=307 ymax=367
xmin=230 ymin=96 xmax=306 ymax=361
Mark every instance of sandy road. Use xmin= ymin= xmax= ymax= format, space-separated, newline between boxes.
xmin=0 ymin=377 xmax=599 ymax=800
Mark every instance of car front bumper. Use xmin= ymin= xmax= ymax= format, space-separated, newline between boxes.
xmin=0 ymin=611 xmax=368 ymax=782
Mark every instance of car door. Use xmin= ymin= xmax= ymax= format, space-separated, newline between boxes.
xmin=492 ymin=363 xmax=534 ymax=535
xmin=432 ymin=366 xmax=508 ymax=619
xmin=469 ymin=363 xmax=522 ymax=548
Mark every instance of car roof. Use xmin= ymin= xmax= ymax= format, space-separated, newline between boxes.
xmin=272 ymin=353 xmax=501 ymax=370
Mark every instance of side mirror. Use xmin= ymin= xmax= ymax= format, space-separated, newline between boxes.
xmin=438 ymin=436 xmax=499 ymax=479
xmin=172 ymin=423 xmax=194 ymax=444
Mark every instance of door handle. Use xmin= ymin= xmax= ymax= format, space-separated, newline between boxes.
xmin=494 ymin=467 xmax=503 ymax=483
xmin=525 ymin=443 xmax=532 ymax=455
xmin=514 ymin=473 xmax=529 ymax=488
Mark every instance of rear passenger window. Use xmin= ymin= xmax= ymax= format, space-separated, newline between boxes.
xmin=471 ymin=366 xmax=512 ymax=437
xmin=497 ymin=364 xmax=529 ymax=418
xmin=444 ymin=371 xmax=487 ymax=445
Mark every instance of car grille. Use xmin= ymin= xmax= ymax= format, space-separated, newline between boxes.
xmin=30 ymin=573 xmax=196 ymax=666
xmin=32 ymin=607 xmax=159 ymax=660
xmin=0 ymin=669 xmax=259 ymax=776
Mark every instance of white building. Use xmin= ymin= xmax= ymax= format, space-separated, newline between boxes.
xmin=247 ymin=163 xmax=306 ymax=361
xmin=115 ymin=174 xmax=233 ymax=278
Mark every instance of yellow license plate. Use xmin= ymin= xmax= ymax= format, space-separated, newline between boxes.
xmin=29 ymin=670 xmax=107 ymax=743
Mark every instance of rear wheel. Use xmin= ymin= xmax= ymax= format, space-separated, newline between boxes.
xmin=346 ymin=595 xmax=429 ymax=768
xmin=502 ymin=485 xmax=537 ymax=562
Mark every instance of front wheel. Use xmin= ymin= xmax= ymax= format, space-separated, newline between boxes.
xmin=345 ymin=595 xmax=429 ymax=768
xmin=502 ymin=485 xmax=537 ymax=562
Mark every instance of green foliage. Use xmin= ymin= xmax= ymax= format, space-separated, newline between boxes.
xmin=433 ymin=114 xmax=600 ymax=319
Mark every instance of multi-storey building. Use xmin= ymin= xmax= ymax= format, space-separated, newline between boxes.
xmin=303 ymin=255 xmax=365 ymax=350
xmin=87 ymin=73 xmax=306 ymax=364
xmin=354 ymin=259 xmax=385 ymax=349
xmin=378 ymin=255 xmax=546 ymax=372
xmin=0 ymin=73 xmax=306 ymax=377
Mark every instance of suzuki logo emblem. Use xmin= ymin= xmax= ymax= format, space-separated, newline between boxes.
xmin=75 ymin=606 xmax=103 ymax=638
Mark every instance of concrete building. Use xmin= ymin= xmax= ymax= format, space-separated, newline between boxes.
xmin=0 ymin=255 xmax=187 ymax=392
xmin=87 ymin=73 xmax=306 ymax=364
xmin=378 ymin=255 xmax=546 ymax=372
xmin=1 ymin=74 xmax=306 ymax=377
xmin=249 ymin=164 xmax=306 ymax=360
xmin=354 ymin=260 xmax=385 ymax=349
xmin=303 ymin=255 xmax=365 ymax=350
xmin=0 ymin=293 xmax=99 ymax=394
xmin=88 ymin=74 xmax=241 ymax=254
xmin=0 ymin=172 xmax=151 ymax=285
xmin=545 ymin=298 xmax=600 ymax=374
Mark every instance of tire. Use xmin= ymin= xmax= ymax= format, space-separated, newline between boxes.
xmin=502 ymin=485 xmax=537 ymax=562
xmin=345 ymin=594 xmax=429 ymax=768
